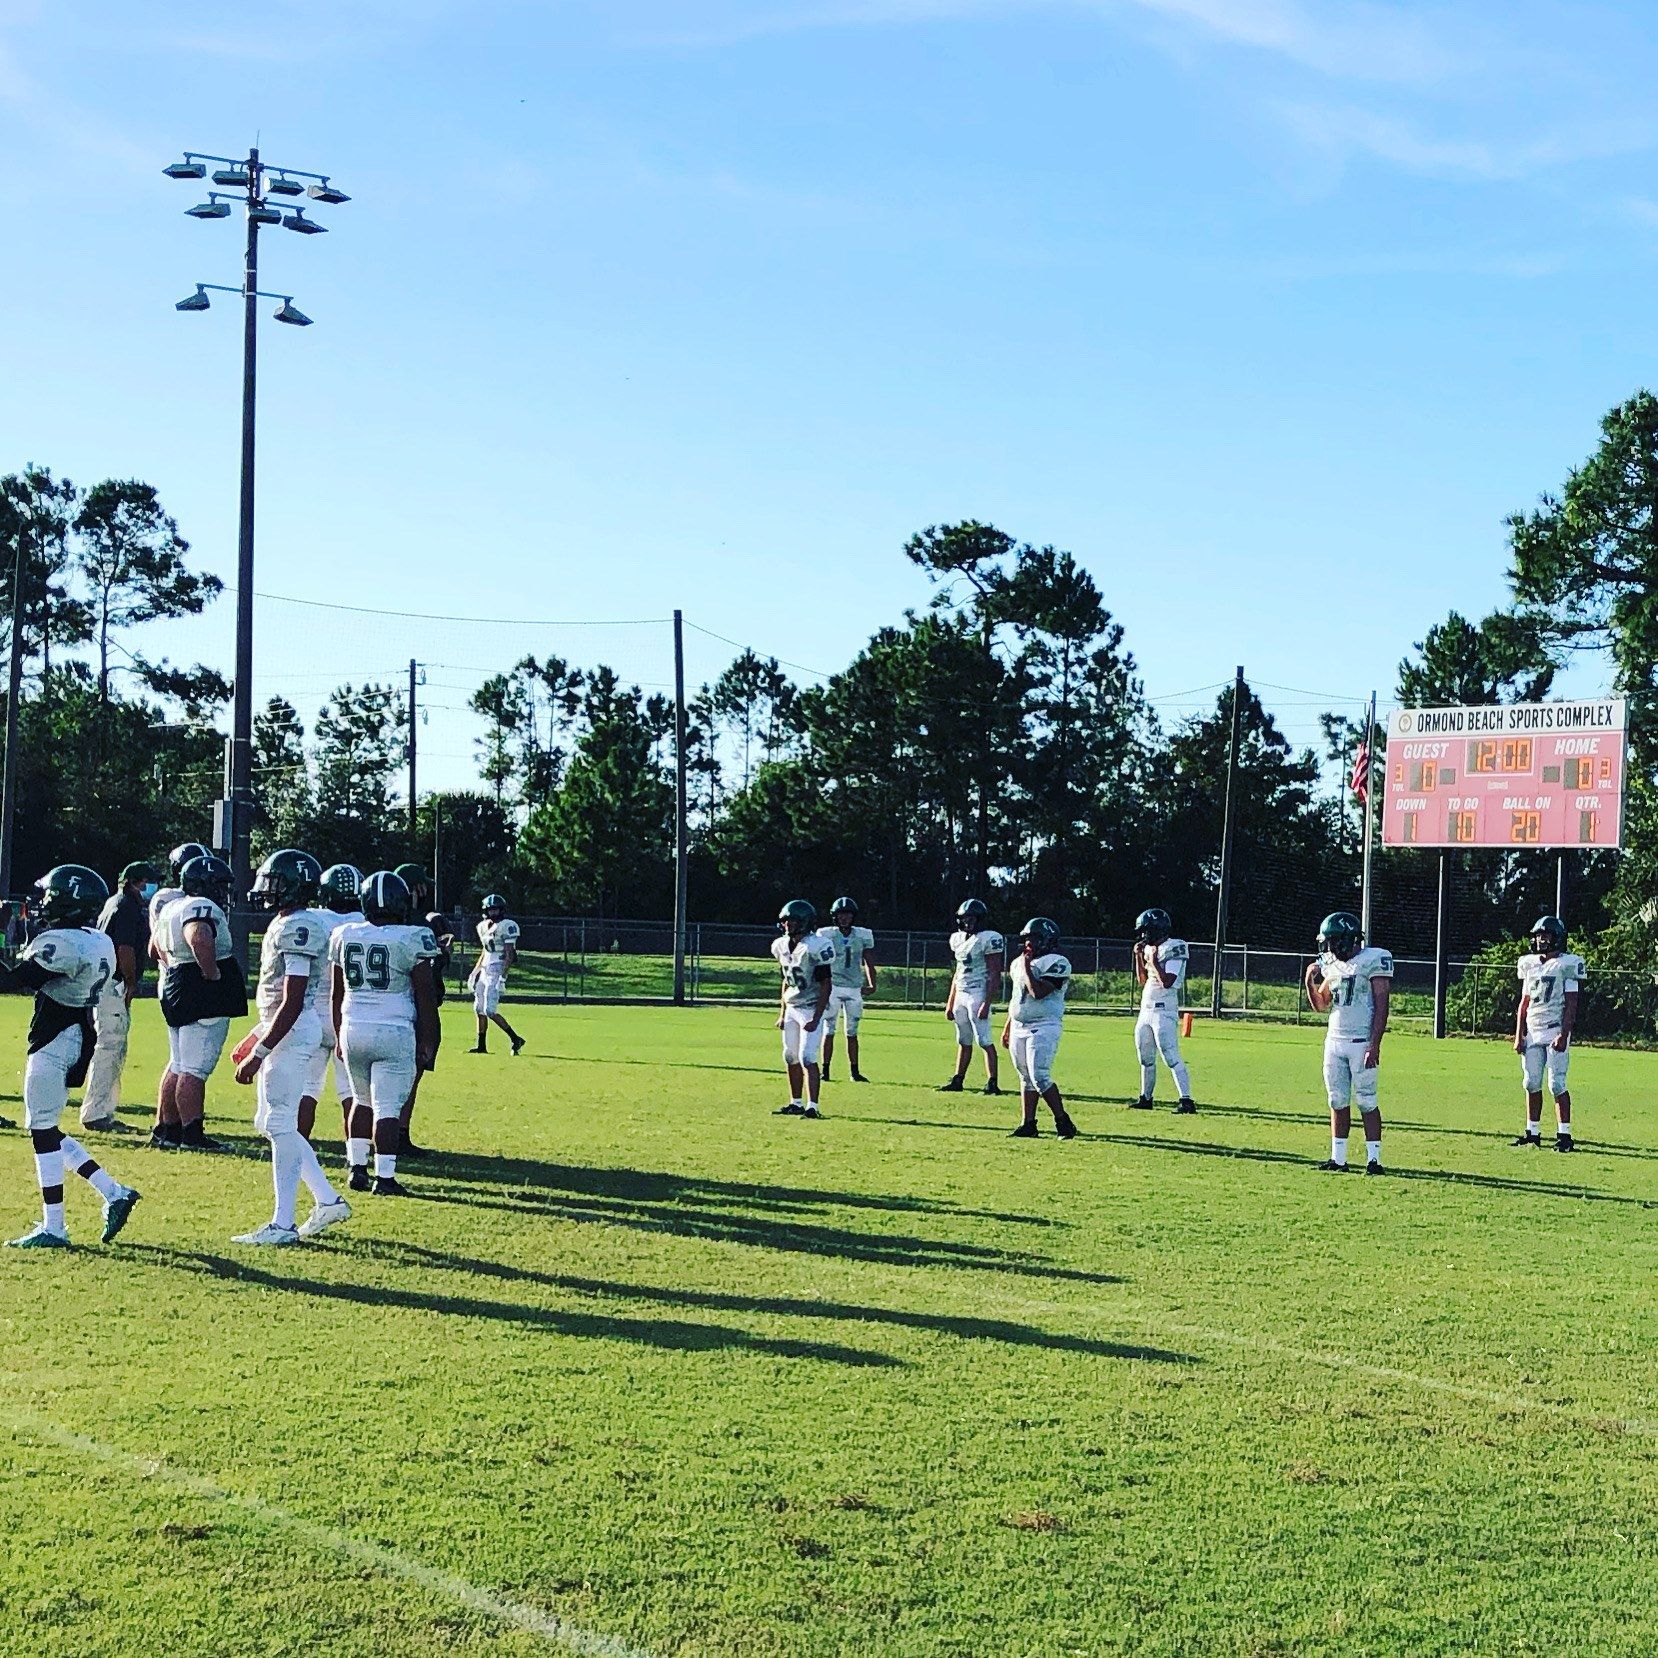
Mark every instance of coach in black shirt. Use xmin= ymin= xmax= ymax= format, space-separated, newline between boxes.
xmin=79 ymin=861 xmax=157 ymax=1132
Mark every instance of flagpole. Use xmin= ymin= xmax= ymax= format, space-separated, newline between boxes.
xmin=1359 ymin=690 xmax=1377 ymax=937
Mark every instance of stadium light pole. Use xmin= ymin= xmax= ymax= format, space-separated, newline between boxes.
xmin=165 ymin=146 xmax=347 ymax=936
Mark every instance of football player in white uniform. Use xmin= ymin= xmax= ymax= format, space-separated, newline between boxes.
xmin=1002 ymin=917 xmax=1077 ymax=1140
xmin=147 ymin=839 xmax=207 ymax=1150
xmin=1131 ymin=908 xmax=1196 ymax=1113
xmin=3 ymin=867 xmax=141 ymax=1248
xmin=1304 ymin=911 xmax=1392 ymax=1175
xmin=818 ymin=896 xmax=876 ymax=1083
xmin=230 ymin=850 xmax=350 ymax=1245
xmin=329 ymin=870 xmax=439 ymax=1196
xmin=79 ymin=859 xmax=158 ymax=1131
xmin=393 ymin=863 xmax=444 ymax=1157
xmin=296 ymin=863 xmax=364 ymax=1143
xmin=939 ymin=898 xmax=1004 ymax=1094
xmin=771 ymin=899 xmax=834 ymax=1119
xmin=155 ymin=854 xmax=249 ymax=1151
xmin=1512 ymin=915 xmax=1582 ymax=1152
xmin=469 ymin=893 xmax=525 ymax=1055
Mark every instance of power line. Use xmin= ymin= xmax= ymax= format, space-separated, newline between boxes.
xmin=244 ymin=590 xmax=671 ymax=628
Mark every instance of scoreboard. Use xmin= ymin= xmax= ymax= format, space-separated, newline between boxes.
xmin=1382 ymin=699 xmax=1626 ymax=850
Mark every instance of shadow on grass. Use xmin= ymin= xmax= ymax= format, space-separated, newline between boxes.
xmin=121 ymin=1243 xmax=898 ymax=1367
xmin=421 ymin=1150 xmax=1057 ymax=1228
xmin=344 ymin=1238 xmax=1191 ymax=1364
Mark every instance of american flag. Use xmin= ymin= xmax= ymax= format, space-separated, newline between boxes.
xmin=1349 ymin=739 xmax=1370 ymax=804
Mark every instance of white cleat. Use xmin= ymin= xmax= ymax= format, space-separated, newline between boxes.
xmin=231 ymin=1222 xmax=300 ymax=1247
xmin=296 ymin=1197 xmax=351 ymax=1239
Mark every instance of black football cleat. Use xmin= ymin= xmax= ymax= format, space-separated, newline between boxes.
xmin=1052 ymin=1112 xmax=1078 ymax=1140
xmin=149 ymin=1126 xmax=180 ymax=1151
xmin=177 ymin=1124 xmax=223 ymax=1153
xmin=850 ymin=1071 xmax=869 ymax=1083
xmin=1314 ymin=1158 xmax=1348 ymax=1172
xmin=820 ymin=1068 xmax=833 ymax=1083
xmin=469 ymin=1043 xmax=487 ymax=1055
xmin=371 ymin=1175 xmax=409 ymax=1197
xmin=348 ymin=1165 xmax=372 ymax=1192
xmin=1364 ymin=1160 xmax=1385 ymax=1176
xmin=937 ymin=1077 xmax=965 ymax=1093
xmin=1129 ymin=1097 xmax=1154 ymax=1111
xmin=1510 ymin=1132 xmax=1542 ymax=1148
xmin=1174 ymin=1099 xmax=1196 ymax=1114
xmin=509 ymin=1035 xmax=525 ymax=1056
xmin=800 ymin=1105 xmax=825 ymax=1120
xmin=982 ymin=1080 xmax=1002 ymax=1096
xmin=774 ymin=1103 xmax=805 ymax=1115
xmin=1554 ymin=1135 xmax=1575 ymax=1153
xmin=1009 ymin=1121 xmax=1038 ymax=1138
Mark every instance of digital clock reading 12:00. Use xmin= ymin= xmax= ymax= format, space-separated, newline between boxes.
xmin=1468 ymin=737 xmax=1534 ymax=775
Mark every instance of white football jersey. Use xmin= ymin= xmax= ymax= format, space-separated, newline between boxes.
xmin=476 ymin=916 xmax=520 ymax=975
xmin=772 ymin=931 xmax=836 ymax=1008
xmin=255 ymin=907 xmax=331 ymax=1021
xmin=1009 ymin=951 xmax=1071 ymax=1027
xmin=157 ymin=895 xmax=236 ymax=966
xmin=950 ymin=928 xmax=1005 ymax=998
xmin=149 ymin=886 xmax=184 ymax=965
xmin=1139 ymin=937 xmax=1189 ymax=1013
xmin=1517 ymin=952 xmax=1584 ymax=1038
xmin=330 ymin=920 xmax=440 ymax=1024
xmin=817 ymin=925 xmax=875 ymax=991
xmin=1319 ymin=945 xmax=1394 ymax=1040
xmin=22 ymin=926 xmax=116 ymax=1009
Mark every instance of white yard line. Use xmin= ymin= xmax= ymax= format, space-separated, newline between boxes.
xmin=10 ymin=1414 xmax=654 ymax=1657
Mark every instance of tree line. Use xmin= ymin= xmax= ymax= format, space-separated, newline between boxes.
xmin=6 ymin=391 xmax=1656 ymax=948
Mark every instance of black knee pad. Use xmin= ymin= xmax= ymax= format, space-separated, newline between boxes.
xmin=30 ymin=1127 xmax=64 ymax=1153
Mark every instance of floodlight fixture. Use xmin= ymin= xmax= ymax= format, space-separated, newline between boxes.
xmin=271 ymin=298 xmax=313 ymax=326
xmin=281 ymin=210 xmax=327 ymax=235
xmin=248 ymin=204 xmax=283 ymax=226
xmin=163 ymin=159 xmax=207 ymax=180
xmin=266 ymin=175 xmax=306 ymax=197
xmin=186 ymin=199 xmax=232 ymax=219
xmin=175 ymin=286 xmax=212 ymax=312
xmin=211 ymin=166 xmax=251 ymax=187
xmin=307 ymin=180 xmax=351 ymax=205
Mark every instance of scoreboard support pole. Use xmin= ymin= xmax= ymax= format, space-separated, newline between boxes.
xmin=1433 ymin=851 xmax=1450 ymax=1040
xmin=1555 ymin=851 xmax=1566 ymax=921
xmin=1210 ymin=664 xmax=1244 ymax=1019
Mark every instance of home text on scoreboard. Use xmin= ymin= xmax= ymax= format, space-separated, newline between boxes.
xmin=1382 ymin=699 xmax=1626 ymax=851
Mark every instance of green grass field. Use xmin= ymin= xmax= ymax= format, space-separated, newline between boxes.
xmin=1 ymin=1002 xmax=1653 ymax=1657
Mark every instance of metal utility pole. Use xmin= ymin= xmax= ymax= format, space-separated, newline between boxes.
xmin=1359 ymin=690 xmax=1378 ymax=938
xmin=1210 ymin=664 xmax=1245 ymax=1018
xmin=0 ymin=513 xmax=27 ymax=898
xmin=165 ymin=142 xmax=346 ymax=938
xmin=1433 ymin=851 xmax=1450 ymax=1040
xmin=407 ymin=657 xmax=419 ymax=849
xmin=672 ymin=610 xmax=690 ymax=1006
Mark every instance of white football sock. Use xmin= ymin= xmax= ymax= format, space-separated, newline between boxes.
xmin=1365 ymin=1139 xmax=1382 ymax=1163
xmin=295 ymin=1139 xmax=339 ymax=1203
xmin=58 ymin=1135 xmax=119 ymax=1200
xmin=270 ymin=1133 xmax=304 ymax=1229
xmin=374 ymin=1153 xmax=396 ymax=1179
xmin=34 ymin=1146 xmax=63 ymax=1194
xmin=346 ymin=1136 xmax=371 ymax=1168
xmin=1139 ymin=1064 xmax=1156 ymax=1097
xmin=1330 ymin=1138 xmax=1348 ymax=1166
xmin=1170 ymin=1061 xmax=1192 ymax=1096
xmin=43 ymin=1199 xmax=67 ymax=1233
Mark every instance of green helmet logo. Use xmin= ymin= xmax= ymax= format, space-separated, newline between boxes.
xmin=35 ymin=864 xmax=109 ymax=928
xmin=1317 ymin=911 xmax=1363 ymax=961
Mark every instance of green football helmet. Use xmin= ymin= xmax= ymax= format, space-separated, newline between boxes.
xmin=1135 ymin=908 xmax=1172 ymax=945
xmin=394 ymin=862 xmax=432 ymax=899
xmin=362 ymin=870 xmax=411 ymax=923
xmin=830 ymin=895 xmax=858 ymax=921
xmin=482 ymin=892 xmax=508 ymax=919
xmin=318 ymin=863 xmax=364 ymax=915
xmin=778 ymin=898 xmax=817 ymax=938
xmin=250 ymin=849 xmax=322 ymax=912
xmin=956 ymin=897 xmax=988 ymax=934
xmin=179 ymin=853 xmax=233 ymax=907
xmin=34 ymin=864 xmax=109 ymax=928
xmin=1019 ymin=916 xmax=1060 ymax=954
xmin=168 ymin=841 xmax=209 ymax=881
xmin=1317 ymin=911 xmax=1364 ymax=962
xmin=1530 ymin=915 xmax=1567 ymax=955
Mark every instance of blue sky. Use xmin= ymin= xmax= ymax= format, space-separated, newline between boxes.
xmin=3 ymin=0 xmax=1654 ymax=788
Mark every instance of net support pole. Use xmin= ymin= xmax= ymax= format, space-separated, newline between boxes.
xmin=1555 ymin=851 xmax=1566 ymax=921
xmin=1433 ymin=850 xmax=1449 ymax=1040
xmin=1210 ymin=664 xmax=1244 ymax=1019
xmin=672 ymin=609 xmax=689 ymax=1007
xmin=1359 ymin=690 xmax=1377 ymax=939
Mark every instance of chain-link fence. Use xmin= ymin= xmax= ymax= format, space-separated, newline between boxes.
xmin=437 ymin=918 xmax=1658 ymax=1041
